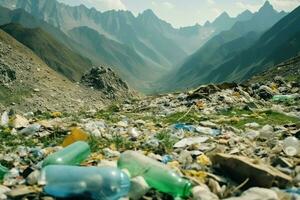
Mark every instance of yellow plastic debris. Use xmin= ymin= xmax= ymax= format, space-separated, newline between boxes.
xmin=197 ymin=154 xmax=212 ymax=166
xmin=62 ymin=127 xmax=89 ymax=147
xmin=183 ymin=170 xmax=207 ymax=183
xmin=51 ymin=112 xmax=62 ymax=118
xmin=196 ymin=101 xmax=205 ymax=109
xmin=232 ymin=91 xmax=241 ymax=98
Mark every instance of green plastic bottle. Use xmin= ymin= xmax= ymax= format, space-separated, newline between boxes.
xmin=0 ymin=164 xmax=8 ymax=180
xmin=42 ymin=141 xmax=91 ymax=167
xmin=117 ymin=151 xmax=192 ymax=198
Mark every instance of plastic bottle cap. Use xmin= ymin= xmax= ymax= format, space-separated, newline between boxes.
xmin=284 ymin=146 xmax=298 ymax=156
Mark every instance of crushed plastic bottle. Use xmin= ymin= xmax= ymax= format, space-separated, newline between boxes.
xmin=272 ymin=94 xmax=299 ymax=102
xmin=19 ymin=124 xmax=41 ymax=135
xmin=283 ymin=136 xmax=300 ymax=156
xmin=40 ymin=165 xmax=130 ymax=200
xmin=0 ymin=111 xmax=9 ymax=127
xmin=173 ymin=124 xmax=195 ymax=132
xmin=42 ymin=141 xmax=90 ymax=167
xmin=62 ymin=127 xmax=89 ymax=147
xmin=0 ymin=164 xmax=8 ymax=180
xmin=118 ymin=151 xmax=192 ymax=197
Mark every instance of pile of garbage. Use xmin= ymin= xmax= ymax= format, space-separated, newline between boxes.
xmin=0 ymin=80 xmax=299 ymax=200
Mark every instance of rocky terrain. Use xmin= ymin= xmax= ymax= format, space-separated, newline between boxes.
xmin=0 ymin=30 xmax=132 ymax=112
xmin=0 ymin=73 xmax=299 ymax=199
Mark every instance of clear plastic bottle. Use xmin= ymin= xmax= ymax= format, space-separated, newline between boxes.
xmin=118 ymin=151 xmax=192 ymax=197
xmin=40 ymin=165 xmax=130 ymax=200
xmin=283 ymin=136 xmax=300 ymax=156
xmin=0 ymin=164 xmax=8 ymax=180
xmin=42 ymin=141 xmax=90 ymax=167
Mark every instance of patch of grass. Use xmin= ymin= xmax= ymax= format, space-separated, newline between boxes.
xmin=88 ymin=133 xmax=135 ymax=153
xmin=162 ymin=111 xmax=202 ymax=125
xmin=217 ymin=109 xmax=299 ymax=129
xmin=0 ymin=85 xmax=30 ymax=105
xmin=94 ymin=104 xmax=121 ymax=123
xmin=155 ymin=131 xmax=178 ymax=153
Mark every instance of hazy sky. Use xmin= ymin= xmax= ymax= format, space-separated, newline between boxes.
xmin=57 ymin=0 xmax=300 ymax=27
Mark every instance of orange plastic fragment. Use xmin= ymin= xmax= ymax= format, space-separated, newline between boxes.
xmin=62 ymin=127 xmax=89 ymax=147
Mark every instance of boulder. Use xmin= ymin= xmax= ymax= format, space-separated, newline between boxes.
xmin=211 ymin=153 xmax=292 ymax=188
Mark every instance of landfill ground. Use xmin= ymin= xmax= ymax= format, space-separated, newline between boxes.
xmin=0 ymin=81 xmax=300 ymax=200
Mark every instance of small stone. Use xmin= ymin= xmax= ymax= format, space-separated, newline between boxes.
xmin=0 ymin=185 xmax=10 ymax=196
xmin=11 ymin=115 xmax=29 ymax=129
xmin=128 ymin=176 xmax=150 ymax=200
xmin=223 ymin=187 xmax=279 ymax=200
xmin=27 ymin=170 xmax=40 ymax=185
xmin=174 ymin=136 xmax=209 ymax=148
xmin=192 ymin=184 xmax=219 ymax=200
xmin=6 ymin=186 xmax=37 ymax=198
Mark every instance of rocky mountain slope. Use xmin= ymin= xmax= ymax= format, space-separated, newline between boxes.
xmin=0 ymin=29 xmax=131 ymax=112
xmin=247 ymin=55 xmax=300 ymax=84
xmin=0 ymin=23 xmax=92 ymax=81
xmin=167 ymin=1 xmax=287 ymax=91
xmin=204 ymin=5 xmax=300 ymax=84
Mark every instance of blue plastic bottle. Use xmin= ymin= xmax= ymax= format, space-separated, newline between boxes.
xmin=40 ymin=165 xmax=131 ymax=200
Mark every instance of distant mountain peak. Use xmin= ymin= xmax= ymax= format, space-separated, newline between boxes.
xmin=259 ymin=1 xmax=275 ymax=12
xmin=237 ymin=9 xmax=253 ymax=20
xmin=219 ymin=11 xmax=230 ymax=19
xmin=141 ymin=9 xmax=156 ymax=17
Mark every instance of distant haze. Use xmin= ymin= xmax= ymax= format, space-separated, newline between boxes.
xmin=57 ymin=0 xmax=300 ymax=27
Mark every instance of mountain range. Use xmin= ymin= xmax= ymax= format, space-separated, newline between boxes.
xmin=164 ymin=1 xmax=289 ymax=91
xmin=0 ymin=0 xmax=260 ymax=92
xmin=0 ymin=0 xmax=299 ymax=94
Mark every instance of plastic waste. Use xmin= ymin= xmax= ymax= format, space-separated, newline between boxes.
xmin=174 ymin=136 xmax=209 ymax=148
xmin=42 ymin=141 xmax=90 ymax=167
xmin=0 ymin=164 xmax=8 ymax=180
xmin=272 ymin=94 xmax=299 ymax=102
xmin=19 ymin=124 xmax=41 ymax=135
xmin=284 ymin=188 xmax=300 ymax=195
xmin=195 ymin=126 xmax=221 ymax=136
xmin=41 ymin=165 xmax=130 ymax=200
xmin=162 ymin=155 xmax=173 ymax=164
xmin=118 ymin=151 xmax=192 ymax=197
xmin=0 ymin=111 xmax=9 ymax=127
xmin=62 ymin=127 xmax=89 ymax=147
xmin=173 ymin=124 xmax=195 ymax=132
xmin=283 ymin=136 xmax=299 ymax=156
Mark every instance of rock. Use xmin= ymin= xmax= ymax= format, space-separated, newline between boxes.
xmin=259 ymin=125 xmax=274 ymax=139
xmin=19 ymin=124 xmax=41 ymax=135
xmin=11 ymin=115 xmax=29 ymax=129
xmin=174 ymin=136 xmax=209 ymax=148
xmin=128 ymin=176 xmax=150 ymax=200
xmin=0 ymin=63 xmax=16 ymax=84
xmin=6 ymin=186 xmax=38 ymax=198
xmin=0 ymin=111 xmax=9 ymax=127
xmin=244 ymin=129 xmax=260 ymax=140
xmin=224 ymin=187 xmax=279 ymax=200
xmin=211 ymin=153 xmax=292 ymax=188
xmin=26 ymin=170 xmax=40 ymax=185
xmin=244 ymin=122 xmax=260 ymax=129
xmin=192 ymin=184 xmax=219 ymax=200
xmin=128 ymin=127 xmax=140 ymax=139
xmin=0 ymin=185 xmax=10 ymax=196
xmin=102 ymin=148 xmax=120 ymax=158
xmin=257 ymin=85 xmax=276 ymax=100
xmin=81 ymin=66 xmax=131 ymax=99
